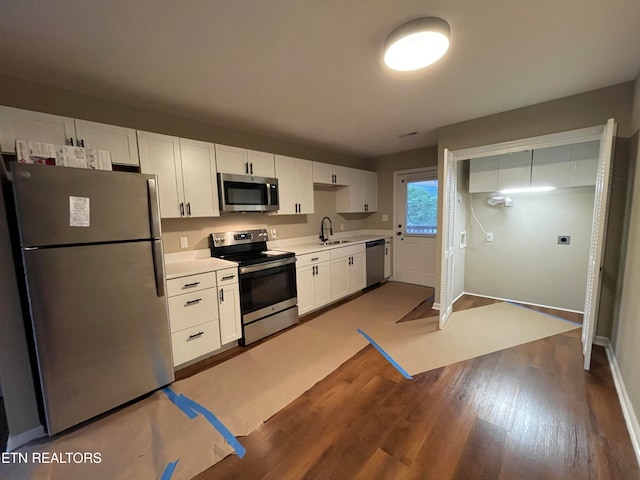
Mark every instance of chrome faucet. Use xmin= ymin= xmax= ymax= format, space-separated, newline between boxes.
xmin=319 ymin=217 xmax=333 ymax=242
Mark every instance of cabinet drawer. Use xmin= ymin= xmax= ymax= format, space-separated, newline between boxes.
xmin=296 ymin=250 xmax=331 ymax=268
xmin=167 ymin=271 xmax=216 ymax=297
xmin=167 ymin=288 xmax=219 ymax=333
xmin=330 ymin=243 xmax=365 ymax=260
xmin=171 ymin=320 xmax=221 ymax=367
xmin=216 ymin=267 xmax=239 ymax=286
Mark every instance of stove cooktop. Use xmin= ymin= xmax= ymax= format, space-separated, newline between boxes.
xmin=215 ymin=249 xmax=294 ymax=266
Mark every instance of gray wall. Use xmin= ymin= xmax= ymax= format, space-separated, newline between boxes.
xmin=464 ymin=187 xmax=595 ymax=311
xmin=611 ymin=74 xmax=640 ymax=451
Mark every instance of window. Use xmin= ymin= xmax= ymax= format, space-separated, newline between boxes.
xmin=406 ymin=179 xmax=438 ymax=235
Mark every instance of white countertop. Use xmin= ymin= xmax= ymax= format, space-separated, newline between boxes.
xmin=164 ymin=249 xmax=237 ymax=280
xmin=268 ymin=231 xmax=393 ymax=256
xmin=163 ymin=229 xmax=393 ymax=278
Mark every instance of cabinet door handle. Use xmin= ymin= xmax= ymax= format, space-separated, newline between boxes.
xmin=185 ymin=298 xmax=202 ymax=306
xmin=179 ymin=202 xmax=185 ymax=217
xmin=219 ymin=289 xmax=224 ymax=302
xmin=221 ymin=274 xmax=235 ymax=281
xmin=188 ymin=331 xmax=204 ymax=340
xmin=315 ymin=265 xmax=319 ymax=275
xmin=250 ymin=163 xmax=254 ymax=175
xmin=67 ymin=137 xmax=74 ymax=146
xmin=183 ymin=282 xmax=200 ymax=288
xmin=186 ymin=202 xmax=192 ymax=216
xmin=79 ymin=139 xmax=85 ymax=147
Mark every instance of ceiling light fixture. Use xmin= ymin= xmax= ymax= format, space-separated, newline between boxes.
xmin=499 ymin=186 xmax=556 ymax=194
xmin=384 ymin=17 xmax=451 ymax=71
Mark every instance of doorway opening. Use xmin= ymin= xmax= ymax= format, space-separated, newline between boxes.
xmin=440 ymin=120 xmax=616 ymax=370
xmin=393 ymin=167 xmax=438 ymax=286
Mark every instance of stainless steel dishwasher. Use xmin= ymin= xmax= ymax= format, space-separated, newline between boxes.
xmin=366 ymin=239 xmax=385 ymax=287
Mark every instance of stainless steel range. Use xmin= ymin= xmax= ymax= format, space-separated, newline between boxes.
xmin=210 ymin=229 xmax=298 ymax=345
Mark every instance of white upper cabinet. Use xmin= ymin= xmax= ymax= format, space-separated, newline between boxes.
xmin=569 ymin=141 xmax=599 ymax=187
xmin=531 ymin=145 xmax=572 ymax=187
xmin=74 ymin=120 xmax=140 ymax=166
xmin=215 ymin=144 xmax=275 ymax=177
xmin=138 ymin=131 xmax=219 ymax=218
xmin=471 ymin=143 xmax=598 ymax=193
xmin=362 ymin=170 xmax=378 ymax=212
xmin=468 ymin=155 xmax=499 ymax=193
xmin=312 ymin=162 xmax=349 ymax=186
xmin=336 ymin=168 xmax=378 ymax=213
xmin=0 ymin=106 xmax=75 ymax=153
xmin=497 ymin=150 xmax=532 ymax=190
xmin=247 ymin=150 xmax=275 ymax=177
xmin=214 ymin=144 xmax=247 ymax=175
xmin=532 ymin=141 xmax=598 ymax=188
xmin=469 ymin=150 xmax=531 ymax=193
xmin=274 ymin=154 xmax=314 ymax=215
xmin=0 ymin=106 xmax=140 ymax=166
xmin=138 ymin=132 xmax=183 ymax=218
xmin=179 ymin=138 xmax=219 ymax=217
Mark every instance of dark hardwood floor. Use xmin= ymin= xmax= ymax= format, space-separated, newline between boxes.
xmin=191 ymin=294 xmax=636 ymax=479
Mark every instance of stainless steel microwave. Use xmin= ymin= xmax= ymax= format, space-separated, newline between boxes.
xmin=218 ymin=173 xmax=279 ymax=212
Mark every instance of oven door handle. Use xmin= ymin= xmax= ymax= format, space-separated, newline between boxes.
xmin=239 ymin=256 xmax=295 ymax=274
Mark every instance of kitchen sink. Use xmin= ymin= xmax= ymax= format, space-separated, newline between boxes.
xmin=318 ymin=240 xmax=352 ymax=246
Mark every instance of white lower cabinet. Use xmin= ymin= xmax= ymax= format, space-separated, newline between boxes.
xmin=167 ymin=267 xmax=240 ymax=367
xmin=171 ymin=321 xmax=221 ymax=367
xmin=218 ymin=282 xmax=242 ymax=344
xmin=296 ymin=251 xmax=332 ymax=315
xmin=330 ymin=244 xmax=366 ymax=301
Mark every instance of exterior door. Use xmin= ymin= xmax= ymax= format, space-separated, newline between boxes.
xmin=582 ymin=119 xmax=616 ymax=370
xmin=394 ymin=169 xmax=438 ymax=286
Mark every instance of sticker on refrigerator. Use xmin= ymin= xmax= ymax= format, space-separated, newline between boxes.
xmin=69 ymin=196 xmax=90 ymax=227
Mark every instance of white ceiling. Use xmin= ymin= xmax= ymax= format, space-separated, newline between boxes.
xmin=1 ymin=1 xmax=639 ymax=158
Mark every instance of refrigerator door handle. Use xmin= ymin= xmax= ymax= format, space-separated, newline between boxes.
xmin=147 ymin=178 xmax=162 ymax=239
xmin=152 ymin=239 xmax=166 ymax=297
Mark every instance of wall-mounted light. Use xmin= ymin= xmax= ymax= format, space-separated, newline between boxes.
xmin=499 ymin=186 xmax=556 ymax=194
xmin=384 ymin=17 xmax=451 ymax=71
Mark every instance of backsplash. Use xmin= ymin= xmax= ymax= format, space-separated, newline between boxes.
xmin=162 ymin=188 xmax=369 ymax=253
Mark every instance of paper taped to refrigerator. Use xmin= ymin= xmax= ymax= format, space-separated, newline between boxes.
xmin=69 ymin=196 xmax=90 ymax=227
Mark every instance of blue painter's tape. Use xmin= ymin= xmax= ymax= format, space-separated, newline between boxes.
xmin=160 ymin=459 xmax=179 ymax=480
xmin=178 ymin=395 xmax=247 ymax=459
xmin=505 ymin=301 xmax=582 ymax=327
xmin=357 ymin=329 xmax=413 ymax=380
xmin=162 ymin=388 xmax=198 ymax=419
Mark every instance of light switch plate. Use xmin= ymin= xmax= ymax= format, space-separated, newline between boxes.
xmin=486 ymin=232 xmax=494 ymax=242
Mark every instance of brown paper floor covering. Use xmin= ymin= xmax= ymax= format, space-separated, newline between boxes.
xmin=1 ymin=282 xmax=579 ymax=479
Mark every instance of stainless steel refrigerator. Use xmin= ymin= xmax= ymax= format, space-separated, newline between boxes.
xmin=9 ymin=163 xmax=174 ymax=435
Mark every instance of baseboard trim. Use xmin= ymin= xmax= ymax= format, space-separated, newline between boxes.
xmin=6 ymin=425 xmax=45 ymax=452
xmin=601 ymin=338 xmax=640 ymax=469
xmin=595 ymin=335 xmax=609 ymax=347
xmin=462 ymin=292 xmax=584 ymax=314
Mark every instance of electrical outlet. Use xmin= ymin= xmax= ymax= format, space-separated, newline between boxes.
xmin=381 ymin=214 xmax=389 ymax=222
xmin=271 ymin=228 xmax=277 ymax=238
xmin=486 ymin=232 xmax=494 ymax=242
xmin=340 ymin=224 xmax=344 ymax=231
xmin=180 ymin=237 xmax=188 ymax=249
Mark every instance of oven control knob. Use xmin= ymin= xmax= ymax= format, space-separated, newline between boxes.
xmin=214 ymin=236 xmax=225 ymax=244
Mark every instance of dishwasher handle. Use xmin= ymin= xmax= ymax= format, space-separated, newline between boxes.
xmin=366 ymin=239 xmax=386 ymax=248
